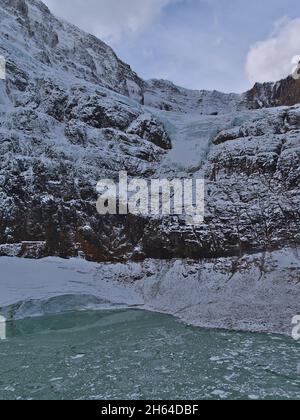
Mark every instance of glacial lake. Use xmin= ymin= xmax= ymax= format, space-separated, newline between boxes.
xmin=0 ymin=310 xmax=299 ymax=400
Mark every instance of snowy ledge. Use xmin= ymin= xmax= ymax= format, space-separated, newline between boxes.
xmin=0 ymin=248 xmax=299 ymax=336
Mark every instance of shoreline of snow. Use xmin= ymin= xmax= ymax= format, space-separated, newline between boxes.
xmin=0 ymin=248 xmax=299 ymax=336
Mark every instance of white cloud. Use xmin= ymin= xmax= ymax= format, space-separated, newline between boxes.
xmin=44 ymin=0 xmax=175 ymax=44
xmin=246 ymin=17 xmax=300 ymax=84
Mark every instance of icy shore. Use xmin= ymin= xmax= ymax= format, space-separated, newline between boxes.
xmin=0 ymin=249 xmax=299 ymax=335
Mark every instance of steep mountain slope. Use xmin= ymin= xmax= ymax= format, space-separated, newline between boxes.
xmin=0 ymin=0 xmax=145 ymax=100
xmin=0 ymin=0 xmax=299 ymax=264
xmin=144 ymin=79 xmax=244 ymax=114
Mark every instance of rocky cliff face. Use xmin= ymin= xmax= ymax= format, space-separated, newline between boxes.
xmin=0 ymin=0 xmax=299 ymax=262
xmin=0 ymin=0 xmax=145 ymax=99
xmin=245 ymin=76 xmax=300 ymax=109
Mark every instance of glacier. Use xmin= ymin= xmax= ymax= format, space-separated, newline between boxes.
xmin=0 ymin=249 xmax=299 ymax=335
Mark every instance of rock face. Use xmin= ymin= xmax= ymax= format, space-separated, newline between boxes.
xmin=0 ymin=0 xmax=145 ymax=99
xmin=0 ymin=0 xmax=299 ymax=262
xmin=245 ymin=76 xmax=300 ymax=109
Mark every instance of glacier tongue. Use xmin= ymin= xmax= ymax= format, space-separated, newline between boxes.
xmin=0 ymin=250 xmax=299 ymax=335
xmin=0 ymin=257 xmax=144 ymax=319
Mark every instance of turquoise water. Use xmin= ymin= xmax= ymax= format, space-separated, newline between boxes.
xmin=0 ymin=310 xmax=299 ymax=400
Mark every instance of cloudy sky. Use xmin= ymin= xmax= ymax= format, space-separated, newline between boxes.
xmin=43 ymin=0 xmax=300 ymax=93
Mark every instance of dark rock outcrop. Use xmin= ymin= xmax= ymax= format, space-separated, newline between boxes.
xmin=245 ymin=76 xmax=300 ymax=109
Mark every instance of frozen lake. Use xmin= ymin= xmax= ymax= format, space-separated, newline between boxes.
xmin=0 ymin=310 xmax=299 ymax=400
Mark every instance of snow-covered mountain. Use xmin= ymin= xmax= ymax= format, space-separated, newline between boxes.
xmin=0 ymin=0 xmax=299 ymax=265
